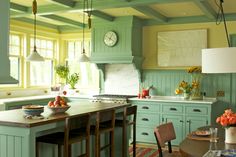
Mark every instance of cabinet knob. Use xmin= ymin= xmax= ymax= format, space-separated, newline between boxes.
xmin=141 ymin=132 xmax=149 ymax=136
xmin=142 ymin=118 xmax=149 ymax=121
xmin=142 ymin=106 xmax=149 ymax=109
xmin=180 ymin=120 xmax=184 ymax=122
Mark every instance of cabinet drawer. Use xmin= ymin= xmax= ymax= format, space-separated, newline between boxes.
xmin=137 ymin=113 xmax=159 ymax=127
xmin=186 ymin=106 xmax=208 ymax=115
xmin=137 ymin=104 xmax=160 ymax=113
xmin=136 ymin=127 xmax=156 ymax=143
xmin=162 ymin=105 xmax=183 ymax=114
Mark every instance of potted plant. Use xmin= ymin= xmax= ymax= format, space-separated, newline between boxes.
xmin=54 ymin=65 xmax=69 ymax=84
xmin=67 ymin=73 xmax=79 ymax=89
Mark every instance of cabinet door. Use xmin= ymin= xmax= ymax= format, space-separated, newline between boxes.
xmin=185 ymin=116 xmax=208 ymax=135
xmin=162 ymin=114 xmax=184 ymax=145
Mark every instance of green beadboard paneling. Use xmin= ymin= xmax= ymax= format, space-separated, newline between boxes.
xmin=142 ymin=69 xmax=234 ymax=107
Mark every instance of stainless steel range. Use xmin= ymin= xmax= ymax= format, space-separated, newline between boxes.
xmin=92 ymin=94 xmax=136 ymax=104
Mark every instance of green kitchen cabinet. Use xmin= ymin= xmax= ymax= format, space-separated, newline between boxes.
xmin=135 ymin=101 xmax=161 ymax=143
xmin=185 ymin=116 xmax=209 ymax=135
xmin=129 ymin=98 xmax=216 ymax=146
xmin=161 ymin=114 xmax=184 ymax=145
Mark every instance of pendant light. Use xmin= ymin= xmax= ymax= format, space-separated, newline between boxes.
xmin=26 ymin=0 xmax=44 ymax=62
xmin=78 ymin=0 xmax=90 ymax=62
xmin=202 ymin=0 xmax=236 ymax=73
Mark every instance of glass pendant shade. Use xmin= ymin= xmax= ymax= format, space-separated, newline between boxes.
xmin=78 ymin=49 xmax=90 ymax=62
xmin=26 ymin=47 xmax=44 ymax=61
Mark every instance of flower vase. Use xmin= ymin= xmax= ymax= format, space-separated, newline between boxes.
xmin=183 ymin=92 xmax=190 ymax=100
xmin=191 ymin=73 xmax=202 ymax=100
xmin=225 ymin=127 xmax=236 ymax=144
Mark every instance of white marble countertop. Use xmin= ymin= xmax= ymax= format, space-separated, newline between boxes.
xmin=128 ymin=96 xmax=217 ymax=104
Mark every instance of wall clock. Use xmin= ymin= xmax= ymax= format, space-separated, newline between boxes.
xmin=103 ymin=31 xmax=118 ymax=47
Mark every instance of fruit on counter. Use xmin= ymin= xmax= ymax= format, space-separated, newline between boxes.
xmin=48 ymin=96 xmax=68 ymax=107
xmin=62 ymin=90 xmax=67 ymax=95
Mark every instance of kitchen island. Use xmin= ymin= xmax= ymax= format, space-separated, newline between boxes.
xmin=0 ymin=102 xmax=130 ymax=157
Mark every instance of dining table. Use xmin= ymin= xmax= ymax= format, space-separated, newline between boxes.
xmin=179 ymin=126 xmax=236 ymax=157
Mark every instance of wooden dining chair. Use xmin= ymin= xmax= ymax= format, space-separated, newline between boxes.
xmin=115 ymin=105 xmax=137 ymax=157
xmin=154 ymin=122 xmax=181 ymax=157
xmin=36 ymin=113 xmax=91 ymax=157
xmin=90 ymin=109 xmax=115 ymax=157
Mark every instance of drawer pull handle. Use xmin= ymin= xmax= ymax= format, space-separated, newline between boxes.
xmin=170 ymin=108 xmax=177 ymax=111
xmin=142 ymin=118 xmax=149 ymax=121
xmin=142 ymin=106 xmax=149 ymax=109
xmin=193 ymin=109 xmax=201 ymax=112
xmin=141 ymin=132 xmax=149 ymax=136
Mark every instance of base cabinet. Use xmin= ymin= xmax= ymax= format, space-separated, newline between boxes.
xmin=162 ymin=114 xmax=184 ymax=145
xmin=129 ymin=100 xmax=212 ymax=146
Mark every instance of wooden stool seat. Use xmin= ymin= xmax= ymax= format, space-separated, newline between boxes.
xmin=115 ymin=105 xmax=137 ymax=157
xmin=36 ymin=114 xmax=91 ymax=157
xmin=90 ymin=109 xmax=115 ymax=157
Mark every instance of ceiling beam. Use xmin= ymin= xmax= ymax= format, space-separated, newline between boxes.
xmin=132 ymin=6 xmax=167 ymax=22
xmin=192 ymin=0 xmax=216 ymax=19
xmin=86 ymin=10 xmax=115 ymax=21
xmin=48 ymin=0 xmax=76 ymax=8
xmin=13 ymin=17 xmax=59 ymax=30
xmin=41 ymin=15 xmax=84 ymax=28
xmin=10 ymin=3 xmax=28 ymax=13
xmin=143 ymin=13 xmax=236 ymax=26
xmin=10 ymin=0 xmax=189 ymax=18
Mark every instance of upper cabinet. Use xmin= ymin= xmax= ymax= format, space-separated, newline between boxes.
xmin=0 ymin=0 xmax=18 ymax=84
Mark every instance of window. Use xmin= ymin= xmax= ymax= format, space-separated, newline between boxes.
xmin=9 ymin=34 xmax=21 ymax=84
xmin=29 ymin=38 xmax=55 ymax=86
xmin=66 ymin=40 xmax=99 ymax=89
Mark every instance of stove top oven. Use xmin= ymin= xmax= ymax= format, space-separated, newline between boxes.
xmin=91 ymin=94 xmax=136 ymax=104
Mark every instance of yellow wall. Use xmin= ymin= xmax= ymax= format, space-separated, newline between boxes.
xmin=142 ymin=21 xmax=236 ymax=69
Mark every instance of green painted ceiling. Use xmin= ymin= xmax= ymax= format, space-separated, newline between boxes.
xmin=10 ymin=0 xmax=236 ymax=33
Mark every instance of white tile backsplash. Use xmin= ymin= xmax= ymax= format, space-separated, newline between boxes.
xmin=104 ymin=64 xmax=139 ymax=95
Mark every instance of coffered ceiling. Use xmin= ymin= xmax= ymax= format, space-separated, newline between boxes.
xmin=10 ymin=0 xmax=236 ymax=32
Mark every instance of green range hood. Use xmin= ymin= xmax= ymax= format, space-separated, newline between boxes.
xmin=90 ymin=16 xmax=143 ymax=81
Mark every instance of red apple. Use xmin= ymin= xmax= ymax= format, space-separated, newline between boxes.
xmin=54 ymin=100 xmax=60 ymax=106
xmin=55 ymin=96 xmax=61 ymax=101
xmin=48 ymin=101 xmax=54 ymax=107
xmin=62 ymin=91 xmax=67 ymax=95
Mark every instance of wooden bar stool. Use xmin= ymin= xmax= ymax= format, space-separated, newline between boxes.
xmin=36 ymin=113 xmax=91 ymax=157
xmin=115 ymin=105 xmax=137 ymax=157
xmin=91 ymin=109 xmax=115 ymax=157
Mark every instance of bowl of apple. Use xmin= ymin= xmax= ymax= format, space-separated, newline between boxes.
xmin=47 ymin=96 xmax=70 ymax=113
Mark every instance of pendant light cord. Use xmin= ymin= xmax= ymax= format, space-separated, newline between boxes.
xmin=215 ymin=0 xmax=231 ymax=47
xmin=33 ymin=0 xmax=37 ymax=50
xmin=82 ymin=0 xmax=85 ymax=54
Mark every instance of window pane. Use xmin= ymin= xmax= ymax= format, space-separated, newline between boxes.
xmin=30 ymin=60 xmax=53 ymax=86
xmin=9 ymin=57 xmax=19 ymax=81
xmin=9 ymin=35 xmax=20 ymax=55
xmin=11 ymin=35 xmax=20 ymax=45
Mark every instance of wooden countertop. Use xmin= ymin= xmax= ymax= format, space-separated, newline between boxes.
xmin=0 ymin=102 xmax=130 ymax=128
